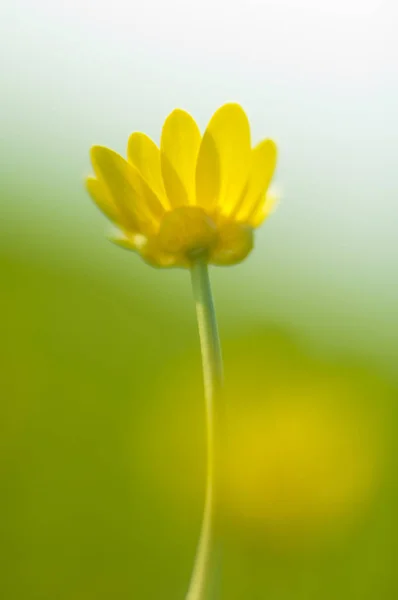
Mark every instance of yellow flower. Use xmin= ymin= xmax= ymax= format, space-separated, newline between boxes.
xmin=86 ymin=103 xmax=277 ymax=268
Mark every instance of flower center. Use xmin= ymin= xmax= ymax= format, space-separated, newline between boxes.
xmin=157 ymin=206 xmax=218 ymax=257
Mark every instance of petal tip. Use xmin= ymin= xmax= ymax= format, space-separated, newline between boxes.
xmin=89 ymin=144 xmax=111 ymax=167
xmin=266 ymin=138 xmax=278 ymax=158
xmin=84 ymin=175 xmax=96 ymax=190
xmin=162 ymin=108 xmax=200 ymax=136
xmin=90 ymin=144 xmax=103 ymax=158
xmin=214 ymin=102 xmax=248 ymax=119
xmin=165 ymin=107 xmax=193 ymax=121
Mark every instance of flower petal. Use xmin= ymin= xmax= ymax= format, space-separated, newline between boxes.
xmin=85 ymin=177 xmax=126 ymax=227
xmin=127 ymin=132 xmax=169 ymax=209
xmin=107 ymin=229 xmax=144 ymax=251
xmin=236 ymin=139 xmax=277 ymax=222
xmin=248 ymin=191 xmax=279 ymax=227
xmin=110 ymin=230 xmax=187 ymax=268
xmin=90 ymin=146 xmax=164 ymax=235
xmin=196 ymin=103 xmax=251 ymax=214
xmin=195 ymin=128 xmax=221 ymax=214
xmin=160 ymin=109 xmax=201 ymax=207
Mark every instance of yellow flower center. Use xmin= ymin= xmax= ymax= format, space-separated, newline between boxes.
xmin=212 ymin=220 xmax=253 ymax=266
xmin=155 ymin=205 xmax=254 ymax=265
xmin=157 ymin=206 xmax=218 ymax=257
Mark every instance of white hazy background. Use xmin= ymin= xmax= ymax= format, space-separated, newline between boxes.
xmin=1 ymin=0 xmax=398 ymax=368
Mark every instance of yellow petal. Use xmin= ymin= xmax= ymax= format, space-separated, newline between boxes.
xmin=90 ymin=146 xmax=164 ymax=235
xmin=160 ymin=109 xmax=201 ymax=207
xmin=249 ymin=191 xmax=279 ymax=227
xmin=236 ymin=139 xmax=277 ymax=222
xmin=113 ymin=233 xmax=186 ymax=268
xmin=85 ymin=177 xmax=125 ymax=227
xmin=127 ymin=133 xmax=169 ymax=209
xmin=196 ymin=103 xmax=251 ymax=214
xmin=107 ymin=230 xmax=143 ymax=251
xmin=195 ymin=128 xmax=221 ymax=214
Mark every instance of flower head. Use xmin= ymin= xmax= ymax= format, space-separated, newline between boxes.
xmin=86 ymin=103 xmax=277 ymax=268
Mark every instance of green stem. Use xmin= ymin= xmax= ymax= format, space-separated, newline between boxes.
xmin=186 ymin=257 xmax=224 ymax=600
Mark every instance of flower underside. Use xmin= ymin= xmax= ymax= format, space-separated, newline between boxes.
xmin=86 ymin=103 xmax=277 ymax=268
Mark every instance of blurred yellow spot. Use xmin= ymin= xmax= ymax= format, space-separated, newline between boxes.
xmin=226 ymin=392 xmax=380 ymax=546
xmin=138 ymin=341 xmax=385 ymax=550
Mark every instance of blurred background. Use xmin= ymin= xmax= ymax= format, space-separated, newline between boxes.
xmin=1 ymin=0 xmax=398 ymax=598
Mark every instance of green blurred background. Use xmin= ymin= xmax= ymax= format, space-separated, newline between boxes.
xmin=1 ymin=1 xmax=398 ymax=598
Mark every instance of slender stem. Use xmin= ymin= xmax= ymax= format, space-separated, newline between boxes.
xmin=186 ymin=257 xmax=224 ymax=600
